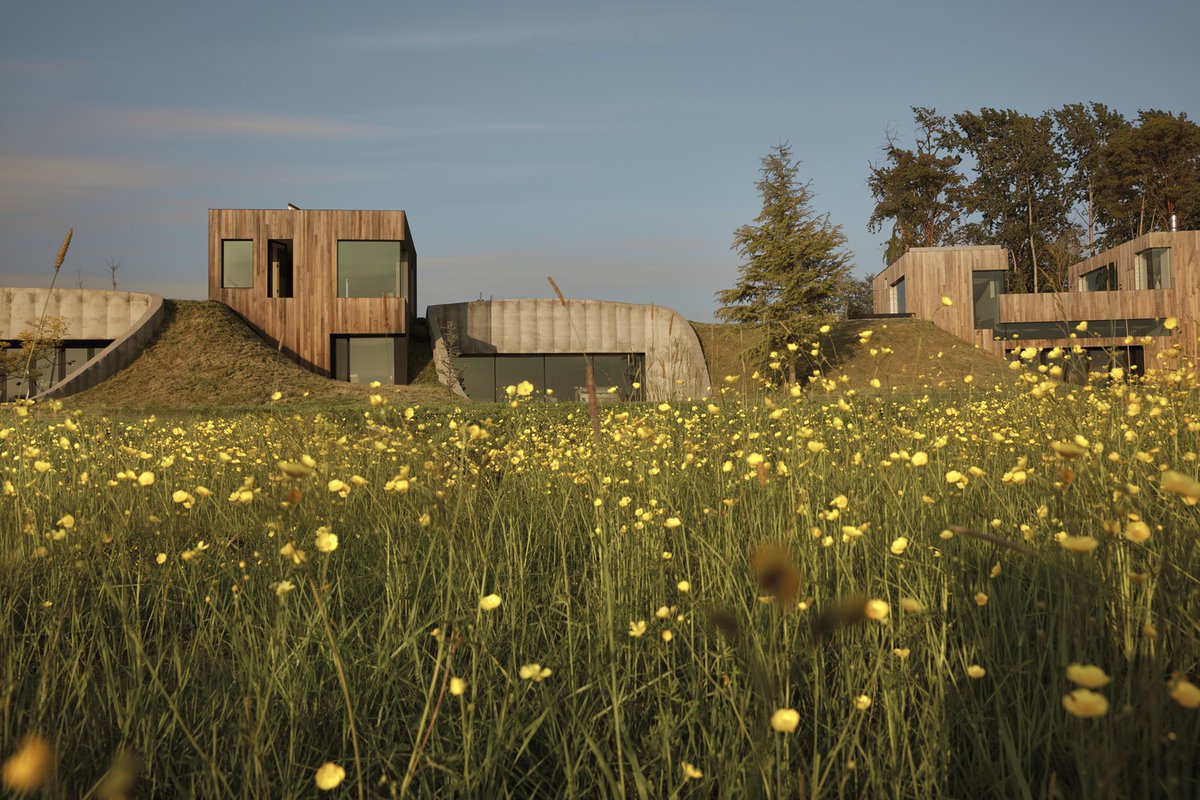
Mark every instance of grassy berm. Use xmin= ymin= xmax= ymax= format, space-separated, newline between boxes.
xmin=70 ymin=300 xmax=452 ymax=413
xmin=2 ymin=349 xmax=1199 ymax=797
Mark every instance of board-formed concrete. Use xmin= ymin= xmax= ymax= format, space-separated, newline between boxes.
xmin=426 ymin=298 xmax=712 ymax=401
xmin=0 ymin=287 xmax=165 ymax=399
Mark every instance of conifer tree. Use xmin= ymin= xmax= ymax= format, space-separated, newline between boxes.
xmin=716 ymin=143 xmax=852 ymax=381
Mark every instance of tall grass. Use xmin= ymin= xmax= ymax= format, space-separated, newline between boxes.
xmin=1 ymin=362 xmax=1199 ymax=797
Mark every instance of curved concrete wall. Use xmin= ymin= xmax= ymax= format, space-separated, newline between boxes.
xmin=0 ymin=288 xmax=165 ymax=400
xmin=427 ymin=298 xmax=711 ymax=401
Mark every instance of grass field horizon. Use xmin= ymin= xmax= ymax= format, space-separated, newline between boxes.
xmin=3 ymin=333 xmax=1200 ymax=797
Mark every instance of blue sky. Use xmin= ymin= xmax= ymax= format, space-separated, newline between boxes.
xmin=2 ymin=0 xmax=1197 ymax=321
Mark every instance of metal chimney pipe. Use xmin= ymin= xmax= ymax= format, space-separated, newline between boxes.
xmin=1170 ymin=213 xmax=1177 ymax=232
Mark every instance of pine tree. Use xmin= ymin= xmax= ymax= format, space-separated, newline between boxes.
xmin=716 ymin=143 xmax=852 ymax=381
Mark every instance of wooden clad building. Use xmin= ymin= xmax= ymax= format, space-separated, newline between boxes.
xmin=208 ymin=208 xmax=416 ymax=383
xmin=871 ymin=231 xmax=1199 ymax=376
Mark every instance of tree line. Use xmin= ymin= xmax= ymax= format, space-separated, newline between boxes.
xmin=869 ymin=104 xmax=1200 ymax=292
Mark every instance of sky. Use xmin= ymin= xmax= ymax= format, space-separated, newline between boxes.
xmin=1 ymin=0 xmax=1197 ymax=321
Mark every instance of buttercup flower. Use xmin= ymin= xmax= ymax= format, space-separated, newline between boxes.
xmin=1170 ymin=677 xmax=1200 ymax=709
xmin=519 ymin=663 xmax=552 ymax=681
xmin=1066 ymin=664 xmax=1110 ymax=689
xmin=770 ymin=708 xmax=799 ymax=733
xmin=1062 ymin=689 xmax=1109 ymax=718
xmin=1 ymin=733 xmax=53 ymax=791
xmin=314 ymin=527 xmax=339 ymax=553
xmin=314 ymin=762 xmax=345 ymax=791
xmin=480 ymin=593 xmax=503 ymax=611
xmin=864 ymin=599 xmax=890 ymax=621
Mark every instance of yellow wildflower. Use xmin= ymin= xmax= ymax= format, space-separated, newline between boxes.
xmin=314 ymin=762 xmax=345 ymax=791
xmin=480 ymin=593 xmax=502 ymax=611
xmin=1062 ymin=689 xmax=1109 ymax=718
xmin=1170 ymin=678 xmax=1200 ymax=709
xmin=1066 ymin=664 xmax=1111 ymax=689
xmin=770 ymin=708 xmax=800 ymax=733
xmin=1 ymin=733 xmax=53 ymax=791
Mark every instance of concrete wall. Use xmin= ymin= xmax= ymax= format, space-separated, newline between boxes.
xmin=0 ymin=288 xmax=165 ymax=400
xmin=426 ymin=299 xmax=712 ymax=401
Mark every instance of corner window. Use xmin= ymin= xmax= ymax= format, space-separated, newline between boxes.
xmin=222 ymin=240 xmax=253 ymax=288
xmin=1079 ymin=263 xmax=1117 ymax=291
xmin=337 ymin=241 xmax=405 ymax=298
xmin=1136 ymin=248 xmax=1171 ymax=289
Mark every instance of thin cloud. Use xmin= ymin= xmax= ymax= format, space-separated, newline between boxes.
xmin=343 ymin=24 xmax=569 ymax=50
xmin=91 ymin=108 xmax=589 ymax=140
xmin=93 ymin=108 xmax=393 ymax=139
xmin=0 ymin=154 xmax=175 ymax=212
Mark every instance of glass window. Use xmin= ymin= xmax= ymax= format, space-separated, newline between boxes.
xmin=1079 ymin=263 xmax=1118 ymax=291
xmin=543 ymin=355 xmax=584 ymax=402
xmin=268 ymin=240 xmax=294 ymax=298
xmin=61 ymin=347 xmax=91 ymax=380
xmin=592 ymin=354 xmax=645 ymax=401
xmin=222 ymin=240 xmax=253 ymax=288
xmin=996 ymin=318 xmax=1166 ymax=339
xmin=1137 ymin=248 xmax=1171 ymax=289
xmin=891 ymin=278 xmax=906 ymax=314
xmin=452 ymin=353 xmax=646 ymax=402
xmin=457 ymin=356 xmax=497 ymax=401
xmin=495 ymin=355 xmax=544 ymax=396
xmin=337 ymin=241 xmax=403 ymax=298
xmin=331 ymin=336 xmax=407 ymax=385
xmin=972 ymin=271 xmax=1006 ymax=330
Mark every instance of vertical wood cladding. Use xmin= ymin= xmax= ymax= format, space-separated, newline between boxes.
xmin=873 ymin=233 xmax=1198 ymax=364
xmin=208 ymin=209 xmax=414 ymax=377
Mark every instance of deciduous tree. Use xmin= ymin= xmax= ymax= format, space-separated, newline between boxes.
xmin=867 ymin=107 xmax=966 ymax=265
xmin=948 ymin=108 xmax=1070 ymax=293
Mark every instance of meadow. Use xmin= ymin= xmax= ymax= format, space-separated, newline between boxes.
xmin=2 ymin=350 xmax=1200 ymax=798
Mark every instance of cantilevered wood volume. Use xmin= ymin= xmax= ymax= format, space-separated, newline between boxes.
xmin=208 ymin=208 xmax=416 ymax=384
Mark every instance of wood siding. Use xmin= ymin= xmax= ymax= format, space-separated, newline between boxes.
xmin=872 ymin=232 xmax=1197 ymax=364
xmin=208 ymin=209 xmax=414 ymax=377
xmin=871 ymin=246 xmax=1009 ymax=352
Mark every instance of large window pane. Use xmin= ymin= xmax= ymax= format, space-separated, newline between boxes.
xmin=222 ymin=240 xmax=253 ymax=288
xmin=349 ymin=338 xmax=394 ymax=384
xmin=495 ymin=356 xmax=544 ymax=395
xmin=456 ymin=356 xmax=497 ymax=401
xmin=332 ymin=336 xmax=406 ymax=384
xmin=1138 ymin=248 xmax=1171 ymax=289
xmin=1080 ymin=263 xmax=1117 ymax=291
xmin=338 ymin=241 xmax=402 ymax=298
xmin=592 ymin=354 xmax=645 ymax=401
xmin=972 ymin=271 xmax=1005 ymax=330
xmin=544 ymin=355 xmax=585 ymax=401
